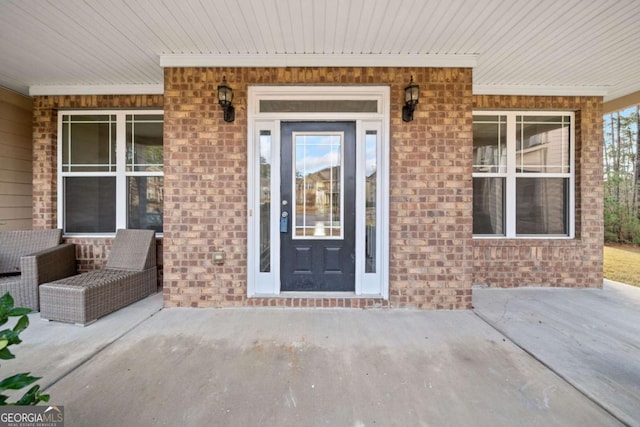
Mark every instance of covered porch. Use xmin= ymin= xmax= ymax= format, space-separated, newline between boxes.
xmin=3 ymin=281 xmax=638 ymax=425
xmin=0 ymin=1 xmax=639 ymax=308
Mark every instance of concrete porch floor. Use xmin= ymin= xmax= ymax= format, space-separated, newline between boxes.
xmin=2 ymin=280 xmax=637 ymax=427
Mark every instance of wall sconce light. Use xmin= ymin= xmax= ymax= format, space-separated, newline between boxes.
xmin=402 ymin=75 xmax=419 ymax=122
xmin=217 ymin=76 xmax=235 ymax=123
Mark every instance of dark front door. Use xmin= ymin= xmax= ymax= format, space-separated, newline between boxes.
xmin=280 ymin=122 xmax=356 ymax=292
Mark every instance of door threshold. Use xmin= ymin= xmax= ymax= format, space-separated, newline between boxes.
xmin=253 ymin=292 xmax=382 ymax=299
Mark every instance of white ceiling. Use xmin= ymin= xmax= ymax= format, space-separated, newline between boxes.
xmin=0 ymin=0 xmax=638 ymax=101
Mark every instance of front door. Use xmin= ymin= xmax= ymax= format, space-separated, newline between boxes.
xmin=280 ymin=122 xmax=356 ymax=291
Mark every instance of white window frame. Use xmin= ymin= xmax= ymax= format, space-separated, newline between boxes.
xmin=247 ymin=86 xmax=390 ymax=298
xmin=472 ymin=110 xmax=575 ymax=239
xmin=57 ymin=110 xmax=164 ymax=237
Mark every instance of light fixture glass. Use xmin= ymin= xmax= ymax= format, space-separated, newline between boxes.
xmin=217 ymin=76 xmax=235 ymax=122
xmin=403 ymin=75 xmax=419 ymax=122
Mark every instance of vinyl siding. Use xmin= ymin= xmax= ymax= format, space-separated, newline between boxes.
xmin=0 ymin=87 xmax=32 ymax=230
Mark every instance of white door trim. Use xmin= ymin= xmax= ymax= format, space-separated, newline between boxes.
xmin=247 ymin=86 xmax=390 ymax=299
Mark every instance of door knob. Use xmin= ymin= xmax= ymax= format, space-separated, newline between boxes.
xmin=280 ymin=211 xmax=289 ymax=232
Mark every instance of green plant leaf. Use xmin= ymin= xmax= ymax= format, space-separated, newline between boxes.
xmin=0 ymin=293 xmax=13 ymax=312
xmin=16 ymin=384 xmax=48 ymax=406
xmin=0 ymin=347 xmax=15 ymax=360
xmin=12 ymin=315 xmax=29 ymax=334
xmin=0 ymin=373 xmax=40 ymax=391
xmin=0 ymin=330 xmax=22 ymax=346
xmin=0 ymin=293 xmax=48 ymax=406
xmin=9 ymin=308 xmax=31 ymax=317
xmin=0 ymin=293 xmax=13 ymax=326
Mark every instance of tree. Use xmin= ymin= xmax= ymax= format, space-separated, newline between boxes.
xmin=635 ymin=105 xmax=640 ymax=218
xmin=603 ymin=105 xmax=640 ymax=244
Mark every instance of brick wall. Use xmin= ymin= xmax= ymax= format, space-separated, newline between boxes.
xmin=163 ymin=67 xmax=475 ymax=309
xmin=472 ymin=96 xmax=604 ymax=288
xmin=32 ymin=95 xmax=164 ymax=283
xmin=30 ymin=82 xmax=603 ymax=308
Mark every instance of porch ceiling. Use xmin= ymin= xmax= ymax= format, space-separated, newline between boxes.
xmin=0 ymin=0 xmax=638 ymax=101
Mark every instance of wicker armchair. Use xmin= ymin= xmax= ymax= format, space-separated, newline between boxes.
xmin=39 ymin=229 xmax=157 ymax=326
xmin=0 ymin=229 xmax=76 ymax=311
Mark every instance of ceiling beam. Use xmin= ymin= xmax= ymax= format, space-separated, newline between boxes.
xmin=603 ymin=90 xmax=640 ymax=114
xmin=159 ymin=53 xmax=478 ymax=68
xmin=29 ymin=84 xmax=164 ymax=96
xmin=473 ymin=84 xmax=609 ymax=98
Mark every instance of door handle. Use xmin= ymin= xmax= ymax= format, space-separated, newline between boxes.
xmin=280 ymin=211 xmax=289 ymax=233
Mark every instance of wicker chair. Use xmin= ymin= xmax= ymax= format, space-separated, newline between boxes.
xmin=0 ymin=229 xmax=76 ymax=311
xmin=39 ymin=229 xmax=157 ymax=326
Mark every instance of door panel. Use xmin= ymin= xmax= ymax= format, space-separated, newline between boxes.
xmin=281 ymin=122 xmax=356 ymax=292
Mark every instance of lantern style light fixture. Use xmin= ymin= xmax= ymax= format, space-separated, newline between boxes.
xmin=402 ymin=75 xmax=419 ymax=122
xmin=217 ymin=76 xmax=235 ymax=123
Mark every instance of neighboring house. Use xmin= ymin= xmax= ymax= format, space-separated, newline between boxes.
xmin=1 ymin=1 xmax=639 ymax=309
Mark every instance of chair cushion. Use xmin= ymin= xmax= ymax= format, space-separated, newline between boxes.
xmin=106 ymin=229 xmax=156 ymax=271
xmin=0 ymin=229 xmax=62 ymax=275
xmin=44 ymin=268 xmax=135 ymax=289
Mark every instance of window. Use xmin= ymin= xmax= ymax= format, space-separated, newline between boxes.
xmin=293 ymin=132 xmax=344 ymax=239
xmin=473 ymin=112 xmax=574 ymax=238
xmin=59 ymin=111 xmax=163 ymax=235
xmin=259 ymin=130 xmax=271 ymax=272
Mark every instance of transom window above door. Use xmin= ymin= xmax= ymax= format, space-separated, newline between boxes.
xmin=58 ymin=111 xmax=164 ymax=235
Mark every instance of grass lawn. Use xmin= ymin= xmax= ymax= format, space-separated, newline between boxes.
xmin=603 ymin=245 xmax=640 ymax=287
